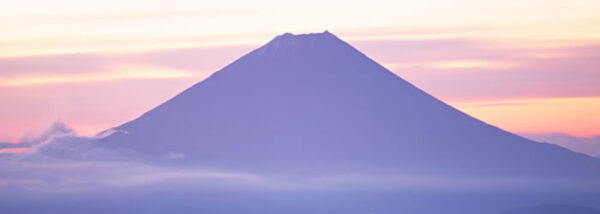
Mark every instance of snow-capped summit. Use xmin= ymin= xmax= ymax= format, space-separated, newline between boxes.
xmin=256 ymin=31 xmax=348 ymax=59
xmin=100 ymin=31 xmax=600 ymax=182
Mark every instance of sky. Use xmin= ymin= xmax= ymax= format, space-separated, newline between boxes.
xmin=1 ymin=0 xmax=600 ymax=142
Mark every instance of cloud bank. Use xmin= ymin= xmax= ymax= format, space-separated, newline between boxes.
xmin=1 ymin=122 xmax=598 ymax=196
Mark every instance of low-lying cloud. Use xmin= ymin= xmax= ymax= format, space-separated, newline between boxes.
xmin=1 ymin=122 xmax=598 ymax=196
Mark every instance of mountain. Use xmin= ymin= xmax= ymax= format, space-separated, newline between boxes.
xmin=3 ymin=31 xmax=600 ymax=214
xmin=522 ymin=133 xmax=600 ymax=157
xmin=100 ymin=31 xmax=600 ymax=183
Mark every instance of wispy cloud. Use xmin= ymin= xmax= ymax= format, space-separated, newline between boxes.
xmin=423 ymin=60 xmax=518 ymax=69
xmin=0 ymin=64 xmax=195 ymax=87
xmin=0 ymin=148 xmax=29 ymax=153
xmin=353 ymin=38 xmax=600 ymax=101
xmin=0 ymin=45 xmax=251 ymax=78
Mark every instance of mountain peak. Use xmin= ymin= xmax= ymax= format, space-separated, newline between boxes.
xmin=254 ymin=31 xmax=352 ymax=61
xmin=274 ymin=30 xmax=335 ymax=40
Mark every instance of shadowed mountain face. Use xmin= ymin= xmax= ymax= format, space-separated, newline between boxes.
xmin=101 ymin=31 xmax=600 ymax=183
xmin=499 ymin=204 xmax=600 ymax=214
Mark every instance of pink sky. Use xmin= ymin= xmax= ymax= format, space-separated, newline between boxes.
xmin=1 ymin=0 xmax=600 ymax=142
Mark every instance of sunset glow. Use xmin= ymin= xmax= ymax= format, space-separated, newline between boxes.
xmin=0 ymin=147 xmax=30 ymax=153
xmin=0 ymin=64 xmax=196 ymax=87
xmin=456 ymin=97 xmax=600 ymax=137
xmin=1 ymin=0 xmax=600 ymax=142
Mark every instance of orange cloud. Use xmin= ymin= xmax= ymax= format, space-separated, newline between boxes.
xmin=0 ymin=64 xmax=198 ymax=87
xmin=454 ymin=96 xmax=600 ymax=137
xmin=0 ymin=147 xmax=30 ymax=153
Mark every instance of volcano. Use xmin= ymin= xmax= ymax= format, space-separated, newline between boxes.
xmin=100 ymin=31 xmax=600 ymax=183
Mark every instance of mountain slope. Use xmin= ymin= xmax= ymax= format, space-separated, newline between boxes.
xmin=523 ymin=133 xmax=600 ymax=157
xmin=100 ymin=31 xmax=600 ymax=183
xmin=499 ymin=204 xmax=600 ymax=214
